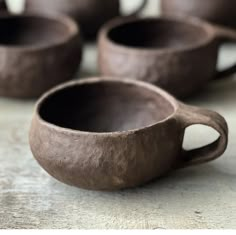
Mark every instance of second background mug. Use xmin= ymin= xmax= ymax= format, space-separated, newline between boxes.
xmin=25 ymin=0 xmax=148 ymax=39
xmin=98 ymin=16 xmax=236 ymax=98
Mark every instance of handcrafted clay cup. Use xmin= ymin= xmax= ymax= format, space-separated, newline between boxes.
xmin=0 ymin=13 xmax=82 ymax=98
xmin=98 ymin=17 xmax=236 ymax=98
xmin=25 ymin=0 xmax=148 ymax=38
xmin=29 ymin=77 xmax=228 ymax=190
xmin=161 ymin=0 xmax=236 ymax=29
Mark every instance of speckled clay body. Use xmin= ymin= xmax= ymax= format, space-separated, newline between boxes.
xmin=25 ymin=0 xmax=147 ymax=38
xmin=0 ymin=13 xmax=82 ymax=98
xmin=98 ymin=17 xmax=236 ymax=98
xmin=29 ymin=78 xmax=228 ymax=190
xmin=161 ymin=0 xmax=236 ymax=29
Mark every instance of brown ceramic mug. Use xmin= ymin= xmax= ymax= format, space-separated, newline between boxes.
xmin=29 ymin=77 xmax=228 ymax=190
xmin=161 ymin=0 xmax=236 ymax=29
xmin=98 ymin=16 xmax=236 ymax=98
xmin=0 ymin=13 xmax=82 ymax=98
xmin=25 ymin=0 xmax=148 ymax=38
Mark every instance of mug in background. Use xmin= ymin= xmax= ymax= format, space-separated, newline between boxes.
xmin=0 ymin=13 xmax=82 ymax=98
xmin=161 ymin=0 xmax=236 ymax=29
xmin=98 ymin=17 xmax=236 ymax=98
xmin=25 ymin=0 xmax=148 ymax=38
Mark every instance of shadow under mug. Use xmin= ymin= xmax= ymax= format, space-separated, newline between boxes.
xmin=98 ymin=16 xmax=236 ymax=98
xmin=29 ymin=78 xmax=228 ymax=190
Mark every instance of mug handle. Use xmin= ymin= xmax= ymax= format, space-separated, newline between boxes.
xmin=122 ymin=0 xmax=148 ymax=17
xmin=176 ymin=103 xmax=228 ymax=168
xmin=212 ymin=25 xmax=236 ymax=79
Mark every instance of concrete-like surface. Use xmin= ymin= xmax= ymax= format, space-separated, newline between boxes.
xmin=0 ymin=0 xmax=236 ymax=229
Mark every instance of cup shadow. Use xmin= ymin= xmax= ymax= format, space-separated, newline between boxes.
xmin=49 ymin=159 xmax=235 ymax=198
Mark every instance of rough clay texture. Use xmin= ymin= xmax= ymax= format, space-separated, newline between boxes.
xmin=29 ymin=113 xmax=180 ymax=190
xmin=29 ymin=79 xmax=228 ymax=190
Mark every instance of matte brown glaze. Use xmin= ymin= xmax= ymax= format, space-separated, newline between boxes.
xmin=98 ymin=17 xmax=236 ymax=98
xmin=161 ymin=0 xmax=236 ymax=29
xmin=25 ymin=0 xmax=147 ymax=39
xmin=29 ymin=77 xmax=228 ymax=190
xmin=0 ymin=13 xmax=82 ymax=99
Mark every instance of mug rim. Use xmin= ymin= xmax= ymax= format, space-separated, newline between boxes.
xmin=0 ymin=12 xmax=79 ymax=51
xmin=99 ymin=16 xmax=215 ymax=55
xmin=34 ymin=77 xmax=179 ymax=136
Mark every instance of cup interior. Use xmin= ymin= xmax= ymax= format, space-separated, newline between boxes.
xmin=107 ymin=19 xmax=210 ymax=49
xmin=0 ymin=15 xmax=73 ymax=47
xmin=39 ymin=80 xmax=175 ymax=133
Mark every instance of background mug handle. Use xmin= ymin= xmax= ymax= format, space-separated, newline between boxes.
xmin=212 ymin=25 xmax=236 ymax=79
xmin=176 ymin=103 xmax=228 ymax=168
xmin=121 ymin=0 xmax=148 ymax=17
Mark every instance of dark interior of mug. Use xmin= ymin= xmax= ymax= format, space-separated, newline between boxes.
xmin=39 ymin=81 xmax=175 ymax=133
xmin=0 ymin=16 xmax=72 ymax=47
xmin=108 ymin=19 xmax=209 ymax=49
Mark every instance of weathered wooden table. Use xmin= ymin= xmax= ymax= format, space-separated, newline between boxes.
xmin=0 ymin=1 xmax=236 ymax=229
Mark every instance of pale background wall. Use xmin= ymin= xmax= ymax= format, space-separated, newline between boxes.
xmin=122 ymin=0 xmax=160 ymax=15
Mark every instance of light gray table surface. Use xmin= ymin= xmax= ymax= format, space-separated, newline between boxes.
xmin=1 ymin=1 xmax=236 ymax=229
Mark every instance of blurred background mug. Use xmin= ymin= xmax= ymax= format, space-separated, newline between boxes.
xmin=98 ymin=16 xmax=236 ymax=98
xmin=24 ymin=0 xmax=148 ymax=39
xmin=0 ymin=13 xmax=82 ymax=98
xmin=161 ymin=0 xmax=236 ymax=29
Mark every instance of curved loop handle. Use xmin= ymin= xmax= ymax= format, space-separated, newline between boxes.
xmin=177 ymin=104 xmax=228 ymax=168
xmin=212 ymin=24 xmax=236 ymax=79
xmin=122 ymin=0 xmax=148 ymax=17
